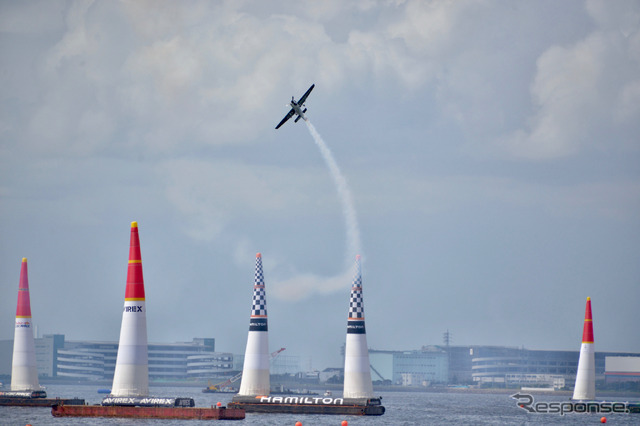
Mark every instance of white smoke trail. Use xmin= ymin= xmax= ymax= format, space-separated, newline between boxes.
xmin=305 ymin=120 xmax=362 ymax=264
xmin=269 ymin=120 xmax=363 ymax=301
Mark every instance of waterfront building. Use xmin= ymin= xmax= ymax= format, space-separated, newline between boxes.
xmin=56 ymin=346 xmax=106 ymax=380
xmin=2 ymin=336 xmax=639 ymax=387
xmin=466 ymin=346 xmax=640 ymax=388
xmin=0 ymin=335 xmax=308 ymax=383
xmin=0 ymin=335 xmax=226 ymax=382
xmin=605 ymin=356 xmax=640 ymax=384
xmin=186 ymin=352 xmax=234 ymax=379
xmin=61 ymin=337 xmax=225 ymax=381
xmin=368 ymin=345 xmax=640 ymax=389
xmin=368 ymin=347 xmax=449 ymax=386
xmin=34 ymin=334 xmax=65 ymax=377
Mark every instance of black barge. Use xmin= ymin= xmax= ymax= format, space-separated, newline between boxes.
xmin=228 ymin=395 xmax=385 ymax=415
xmin=0 ymin=390 xmax=85 ymax=407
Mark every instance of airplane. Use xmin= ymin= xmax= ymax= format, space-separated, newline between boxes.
xmin=275 ymin=84 xmax=315 ymax=129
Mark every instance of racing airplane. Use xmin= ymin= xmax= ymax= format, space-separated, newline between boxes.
xmin=275 ymin=84 xmax=315 ymax=129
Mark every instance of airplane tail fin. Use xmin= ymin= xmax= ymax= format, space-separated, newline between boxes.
xmin=295 ymin=116 xmax=302 ymax=123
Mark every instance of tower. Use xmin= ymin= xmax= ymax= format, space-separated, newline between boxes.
xmin=11 ymin=258 xmax=41 ymax=392
xmin=237 ymin=253 xmax=270 ymax=396
xmin=572 ymin=297 xmax=595 ymax=400
xmin=343 ymin=255 xmax=374 ymax=399
xmin=111 ymin=221 xmax=149 ymax=397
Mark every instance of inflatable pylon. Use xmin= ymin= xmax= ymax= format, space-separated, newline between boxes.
xmin=572 ymin=297 xmax=595 ymax=400
xmin=11 ymin=258 xmax=42 ymax=392
xmin=111 ymin=221 xmax=149 ymax=397
xmin=238 ymin=253 xmax=270 ymax=396
xmin=343 ymin=255 xmax=374 ymax=398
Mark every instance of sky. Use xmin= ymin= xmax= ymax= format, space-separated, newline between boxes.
xmin=1 ymin=0 xmax=639 ymax=371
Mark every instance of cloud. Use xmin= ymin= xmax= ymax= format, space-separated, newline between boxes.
xmin=3 ymin=1 xmax=481 ymax=158
xmin=615 ymin=78 xmax=640 ymax=123
xmin=5 ymin=2 xmax=336 ymax=157
xmin=0 ymin=0 xmax=65 ymax=33
xmin=386 ymin=0 xmax=464 ymax=56
xmin=586 ymin=0 xmax=640 ymax=34
xmin=2 ymin=0 xmax=639 ymax=365
xmin=500 ymin=1 xmax=640 ymax=159
xmin=10 ymin=0 xmax=637 ymax=166
xmin=229 ymin=240 xmax=356 ymax=302
xmin=158 ymin=158 xmax=336 ymax=241
xmin=271 ymin=265 xmax=355 ymax=301
xmin=352 ymin=166 xmax=640 ymax=223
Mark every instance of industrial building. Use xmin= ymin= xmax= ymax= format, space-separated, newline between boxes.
xmin=365 ymin=345 xmax=640 ymax=389
xmin=0 ymin=334 xmax=307 ymax=383
xmin=446 ymin=345 xmax=640 ymax=388
xmin=369 ymin=347 xmax=448 ymax=386
xmin=605 ymin=356 xmax=640 ymax=384
xmin=1 ymin=336 xmax=639 ymax=388
xmin=2 ymin=334 xmax=232 ymax=381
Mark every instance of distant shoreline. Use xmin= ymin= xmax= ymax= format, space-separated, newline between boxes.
xmin=32 ymin=378 xmax=640 ymax=398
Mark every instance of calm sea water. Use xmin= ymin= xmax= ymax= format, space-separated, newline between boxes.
xmin=1 ymin=384 xmax=638 ymax=425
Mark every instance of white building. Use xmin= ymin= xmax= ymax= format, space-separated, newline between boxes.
xmin=605 ymin=356 xmax=640 ymax=383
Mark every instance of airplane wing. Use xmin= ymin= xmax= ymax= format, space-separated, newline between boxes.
xmin=275 ymin=109 xmax=295 ymax=129
xmin=297 ymin=84 xmax=315 ymax=106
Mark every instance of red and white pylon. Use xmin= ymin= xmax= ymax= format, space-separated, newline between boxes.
xmin=111 ymin=221 xmax=149 ymax=397
xmin=11 ymin=258 xmax=42 ymax=391
xmin=572 ymin=297 xmax=595 ymax=400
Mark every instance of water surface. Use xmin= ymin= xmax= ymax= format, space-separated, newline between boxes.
xmin=1 ymin=384 xmax=637 ymax=425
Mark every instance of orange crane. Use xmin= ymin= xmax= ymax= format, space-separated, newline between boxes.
xmin=270 ymin=347 xmax=286 ymax=361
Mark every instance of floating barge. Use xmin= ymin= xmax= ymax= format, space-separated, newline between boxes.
xmin=51 ymin=397 xmax=245 ymax=420
xmin=228 ymin=395 xmax=385 ymax=416
xmin=0 ymin=390 xmax=85 ymax=407
xmin=51 ymin=404 xmax=245 ymax=420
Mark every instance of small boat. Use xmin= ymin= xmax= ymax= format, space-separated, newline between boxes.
xmin=324 ymin=390 xmax=332 ymax=397
xmin=202 ymin=386 xmax=237 ymax=394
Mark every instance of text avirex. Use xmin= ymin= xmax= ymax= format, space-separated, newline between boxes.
xmin=124 ymin=306 xmax=143 ymax=312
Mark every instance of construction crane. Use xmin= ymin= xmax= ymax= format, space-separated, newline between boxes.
xmin=270 ymin=347 xmax=286 ymax=362
xmin=202 ymin=372 xmax=244 ymax=393
xmin=370 ymin=364 xmax=386 ymax=382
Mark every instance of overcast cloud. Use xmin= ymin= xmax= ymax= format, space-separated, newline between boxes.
xmin=1 ymin=0 xmax=639 ymax=370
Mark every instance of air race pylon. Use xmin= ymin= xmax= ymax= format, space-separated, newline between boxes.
xmin=572 ymin=297 xmax=595 ymax=400
xmin=11 ymin=258 xmax=42 ymax=392
xmin=237 ymin=253 xmax=270 ymax=396
xmin=343 ymin=255 xmax=374 ymax=399
xmin=111 ymin=221 xmax=149 ymax=397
